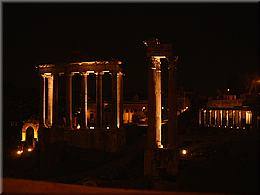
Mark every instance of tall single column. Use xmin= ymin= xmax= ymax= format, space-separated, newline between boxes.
xmin=47 ymin=74 xmax=53 ymax=127
xmin=214 ymin=110 xmax=217 ymax=126
xmin=53 ymin=73 xmax=59 ymax=127
xmin=168 ymin=59 xmax=177 ymax=149
xmin=40 ymin=74 xmax=46 ymax=127
xmin=220 ymin=110 xmax=223 ymax=127
xmin=66 ymin=73 xmax=73 ymax=129
xmin=226 ymin=110 xmax=229 ymax=127
xmin=203 ymin=110 xmax=207 ymax=126
xmin=81 ymin=72 xmax=88 ymax=129
xmin=117 ymin=72 xmax=123 ymax=128
xmin=111 ymin=72 xmax=117 ymax=128
xmin=96 ymin=72 xmax=103 ymax=128
xmin=209 ymin=110 xmax=212 ymax=126
xmin=147 ymin=57 xmax=162 ymax=149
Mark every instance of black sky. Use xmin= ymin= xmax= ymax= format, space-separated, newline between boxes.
xmin=3 ymin=3 xmax=259 ymax=98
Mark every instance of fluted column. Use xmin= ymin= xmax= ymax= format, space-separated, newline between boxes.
xmin=168 ymin=58 xmax=177 ymax=149
xmin=66 ymin=73 xmax=73 ymax=129
xmin=117 ymin=72 xmax=123 ymax=128
xmin=81 ymin=72 xmax=88 ymax=129
xmin=96 ymin=72 xmax=103 ymax=128
xmin=148 ymin=57 xmax=162 ymax=149
xmin=46 ymin=74 xmax=53 ymax=127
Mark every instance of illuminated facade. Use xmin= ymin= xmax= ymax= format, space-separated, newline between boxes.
xmin=37 ymin=60 xmax=123 ymax=130
xmin=37 ymin=60 xmax=125 ymax=152
xmin=199 ymin=94 xmax=254 ymax=129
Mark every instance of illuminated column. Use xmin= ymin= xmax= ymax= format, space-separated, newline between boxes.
xmin=46 ymin=74 xmax=53 ymax=127
xmin=214 ymin=110 xmax=217 ymax=126
xmin=117 ymin=72 xmax=123 ymax=128
xmin=226 ymin=110 xmax=229 ymax=127
xmin=40 ymin=74 xmax=46 ymax=127
xmin=239 ymin=111 xmax=242 ymax=127
xmin=148 ymin=57 xmax=162 ymax=148
xmin=220 ymin=110 xmax=223 ymax=127
xmin=203 ymin=110 xmax=206 ymax=126
xmin=209 ymin=110 xmax=212 ymax=126
xmin=53 ymin=73 xmax=59 ymax=127
xmin=66 ymin=73 xmax=73 ymax=129
xmin=81 ymin=72 xmax=88 ymax=129
xmin=168 ymin=59 xmax=177 ymax=149
xmin=96 ymin=72 xmax=103 ymax=128
xmin=232 ymin=110 xmax=235 ymax=127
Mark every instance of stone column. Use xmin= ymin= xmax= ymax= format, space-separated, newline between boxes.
xmin=81 ymin=72 xmax=88 ymax=129
xmin=111 ymin=72 xmax=117 ymax=128
xmin=147 ymin=57 xmax=162 ymax=149
xmin=46 ymin=74 xmax=53 ymax=127
xmin=53 ymin=73 xmax=59 ymax=127
xmin=96 ymin=72 xmax=103 ymax=128
xmin=209 ymin=110 xmax=212 ymax=126
xmin=168 ymin=59 xmax=177 ymax=149
xmin=226 ymin=110 xmax=229 ymax=127
xmin=117 ymin=72 xmax=123 ymax=128
xmin=203 ymin=110 xmax=207 ymax=126
xmin=40 ymin=74 xmax=46 ymax=127
xmin=66 ymin=73 xmax=73 ymax=129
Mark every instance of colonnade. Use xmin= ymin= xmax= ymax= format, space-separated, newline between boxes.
xmin=40 ymin=70 xmax=123 ymax=130
xmin=199 ymin=109 xmax=253 ymax=128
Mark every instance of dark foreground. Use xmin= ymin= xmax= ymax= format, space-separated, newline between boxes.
xmin=3 ymin=126 xmax=260 ymax=194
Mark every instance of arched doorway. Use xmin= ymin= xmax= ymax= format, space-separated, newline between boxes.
xmin=25 ymin=127 xmax=34 ymax=148
xmin=21 ymin=119 xmax=39 ymax=149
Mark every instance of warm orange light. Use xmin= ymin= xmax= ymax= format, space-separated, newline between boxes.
xmin=17 ymin=150 xmax=23 ymax=155
xmin=27 ymin=148 xmax=33 ymax=152
xmin=77 ymin=124 xmax=80 ymax=129
xmin=181 ymin=149 xmax=187 ymax=155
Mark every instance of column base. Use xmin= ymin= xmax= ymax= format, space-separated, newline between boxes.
xmin=144 ymin=148 xmax=179 ymax=178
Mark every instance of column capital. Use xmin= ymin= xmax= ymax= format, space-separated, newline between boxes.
xmin=95 ymin=71 xmax=104 ymax=76
xmin=150 ymin=57 xmax=161 ymax=70
xmin=42 ymin=73 xmax=53 ymax=78
xmin=81 ymin=72 xmax=90 ymax=76
xmin=117 ymin=72 xmax=123 ymax=77
xmin=65 ymin=72 xmax=74 ymax=77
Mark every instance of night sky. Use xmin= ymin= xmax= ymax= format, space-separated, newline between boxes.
xmin=4 ymin=3 xmax=259 ymax=99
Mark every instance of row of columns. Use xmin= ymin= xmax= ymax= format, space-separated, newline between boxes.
xmin=40 ymin=71 xmax=123 ymax=129
xmin=199 ymin=109 xmax=253 ymax=128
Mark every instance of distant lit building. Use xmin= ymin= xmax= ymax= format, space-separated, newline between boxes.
xmin=199 ymin=79 xmax=260 ymax=129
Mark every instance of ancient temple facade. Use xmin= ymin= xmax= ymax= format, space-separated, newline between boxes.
xmin=36 ymin=60 xmax=125 ymax=152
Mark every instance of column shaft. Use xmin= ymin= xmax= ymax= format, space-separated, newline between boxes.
xmin=66 ymin=73 xmax=73 ymax=129
xmin=47 ymin=75 xmax=53 ymax=127
xmin=96 ymin=72 xmax=103 ymax=128
xmin=81 ymin=73 xmax=88 ymax=129
xmin=117 ymin=72 xmax=123 ymax=128
xmin=147 ymin=57 xmax=162 ymax=149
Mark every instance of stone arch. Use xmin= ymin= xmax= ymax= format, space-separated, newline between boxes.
xmin=21 ymin=119 xmax=39 ymax=142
